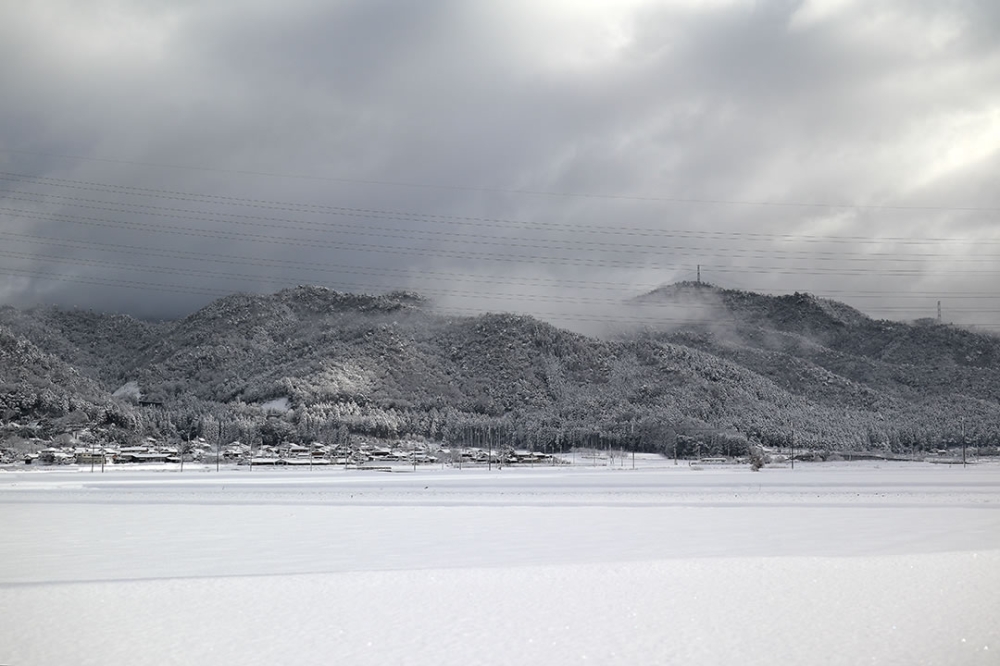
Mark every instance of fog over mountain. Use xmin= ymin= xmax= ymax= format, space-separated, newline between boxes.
xmin=2 ymin=284 xmax=999 ymax=459
xmin=2 ymin=1 xmax=999 ymax=330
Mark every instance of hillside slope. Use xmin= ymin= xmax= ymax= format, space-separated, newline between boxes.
xmin=3 ymin=284 xmax=999 ymax=453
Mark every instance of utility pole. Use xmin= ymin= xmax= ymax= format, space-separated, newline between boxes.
xmin=937 ymin=301 xmax=942 ymax=324
xmin=962 ymin=418 xmax=966 ymax=467
xmin=631 ymin=422 xmax=636 ymax=470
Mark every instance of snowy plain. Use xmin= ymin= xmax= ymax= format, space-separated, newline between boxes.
xmin=2 ymin=458 xmax=998 ymax=665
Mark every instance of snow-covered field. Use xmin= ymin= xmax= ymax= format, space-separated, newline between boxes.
xmin=2 ymin=459 xmax=999 ymax=665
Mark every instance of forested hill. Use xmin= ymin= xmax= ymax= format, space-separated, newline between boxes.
xmin=2 ymin=284 xmax=999 ymax=454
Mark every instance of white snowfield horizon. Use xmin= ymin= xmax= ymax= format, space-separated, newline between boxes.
xmin=2 ymin=459 xmax=998 ymax=665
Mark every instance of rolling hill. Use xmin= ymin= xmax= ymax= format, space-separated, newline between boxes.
xmin=2 ymin=283 xmax=998 ymax=454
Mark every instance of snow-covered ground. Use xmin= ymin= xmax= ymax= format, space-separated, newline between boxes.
xmin=2 ymin=459 xmax=998 ymax=665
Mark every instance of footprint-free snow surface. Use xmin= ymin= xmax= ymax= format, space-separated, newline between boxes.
xmin=2 ymin=459 xmax=998 ymax=665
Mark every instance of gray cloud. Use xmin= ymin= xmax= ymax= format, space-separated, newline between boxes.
xmin=1 ymin=0 xmax=998 ymax=330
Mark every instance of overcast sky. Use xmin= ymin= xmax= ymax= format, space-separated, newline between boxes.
xmin=1 ymin=0 xmax=999 ymax=332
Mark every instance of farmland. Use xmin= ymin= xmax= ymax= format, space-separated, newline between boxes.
xmin=2 ymin=459 xmax=998 ymax=665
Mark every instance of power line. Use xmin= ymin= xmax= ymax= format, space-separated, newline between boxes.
xmin=434 ymin=307 xmax=1000 ymax=330
xmin=7 ymin=188 xmax=1000 ymax=261
xmin=0 ymin=229 xmax=656 ymax=292
xmin=7 ymin=195 xmax=1000 ymax=263
xmin=3 ymin=229 xmax=998 ymax=305
xmin=2 ymin=170 xmax=998 ymax=328
xmin=1 ymin=235 xmax=995 ymax=325
xmin=4 ymin=207 xmax=1000 ymax=275
xmin=0 ymin=265 xmax=227 ymax=297
xmin=2 ymin=249 xmax=999 ymax=316
xmin=2 ymin=151 xmax=998 ymax=211
xmin=3 ymin=172 xmax=999 ymax=246
xmin=3 ymin=263 xmax=1000 ymax=330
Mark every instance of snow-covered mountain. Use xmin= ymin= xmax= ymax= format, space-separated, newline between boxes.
xmin=2 ymin=284 xmax=999 ymax=454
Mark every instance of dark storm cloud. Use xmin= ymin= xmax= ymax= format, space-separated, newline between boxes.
xmin=1 ymin=0 xmax=998 ymax=329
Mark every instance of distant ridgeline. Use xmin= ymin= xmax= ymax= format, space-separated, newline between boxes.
xmin=2 ymin=284 xmax=999 ymax=457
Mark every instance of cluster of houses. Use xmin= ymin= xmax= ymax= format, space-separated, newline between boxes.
xmin=17 ymin=436 xmax=559 ymax=468
xmin=237 ymin=441 xmax=557 ymax=467
xmin=23 ymin=437 xmax=201 ymax=466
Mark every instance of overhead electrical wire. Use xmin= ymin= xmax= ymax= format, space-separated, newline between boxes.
xmin=2 ymin=172 xmax=998 ymax=247
xmin=3 ymin=262 xmax=998 ymax=330
xmin=0 ymin=265 xmax=226 ymax=297
xmin=5 ymin=189 xmax=1000 ymax=263
xmin=1 ymin=228 xmax=995 ymax=304
xmin=0 ymin=248 xmax=997 ymax=316
xmin=2 ymin=150 xmax=999 ymax=212
xmin=1 ymin=168 xmax=998 ymax=329
xmin=4 ymin=204 xmax=998 ymax=270
xmin=3 ymin=205 xmax=1000 ymax=275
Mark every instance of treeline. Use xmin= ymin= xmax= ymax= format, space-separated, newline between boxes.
xmin=20 ymin=393 xmax=985 ymax=458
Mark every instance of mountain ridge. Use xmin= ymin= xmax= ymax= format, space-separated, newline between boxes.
xmin=2 ymin=284 xmax=998 ymax=455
